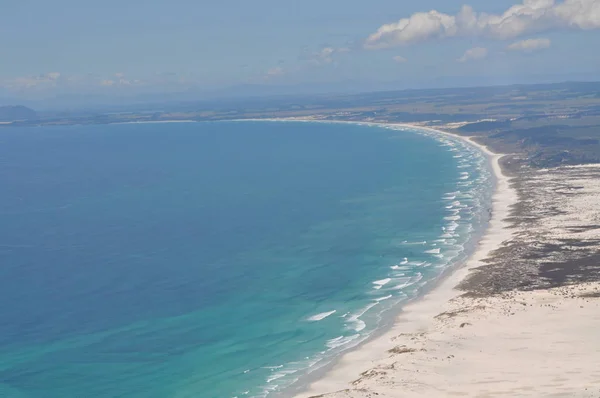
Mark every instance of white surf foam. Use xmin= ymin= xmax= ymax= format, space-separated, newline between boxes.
xmin=374 ymin=294 xmax=393 ymax=302
xmin=307 ymin=310 xmax=337 ymax=322
xmin=444 ymin=215 xmax=461 ymax=221
xmin=446 ymin=221 xmax=459 ymax=231
xmin=325 ymin=334 xmax=360 ymax=349
xmin=372 ymin=278 xmax=392 ymax=289
xmin=266 ymin=368 xmax=300 ymax=383
xmin=262 ymin=365 xmax=284 ymax=370
xmin=425 ymin=248 xmax=441 ymax=254
xmin=391 ymin=273 xmax=424 ymax=290
xmin=346 ymin=302 xmax=378 ymax=332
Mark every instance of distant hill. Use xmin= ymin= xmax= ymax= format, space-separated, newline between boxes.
xmin=0 ymin=105 xmax=37 ymax=122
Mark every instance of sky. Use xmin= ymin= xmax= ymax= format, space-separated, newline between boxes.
xmin=2 ymin=0 xmax=600 ymax=102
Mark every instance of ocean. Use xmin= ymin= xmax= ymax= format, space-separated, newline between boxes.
xmin=0 ymin=120 xmax=492 ymax=398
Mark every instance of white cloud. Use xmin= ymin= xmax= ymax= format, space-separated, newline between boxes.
xmin=46 ymin=72 xmax=61 ymax=80
xmin=3 ymin=72 xmax=62 ymax=90
xmin=507 ymin=37 xmax=552 ymax=51
xmin=365 ymin=0 xmax=600 ymax=49
xmin=266 ymin=67 xmax=285 ymax=77
xmin=1 ymin=72 xmax=198 ymax=97
xmin=392 ymin=55 xmax=408 ymax=63
xmin=314 ymin=47 xmax=336 ymax=64
xmin=2 ymin=72 xmax=150 ymax=93
xmin=458 ymin=47 xmax=488 ymax=62
xmin=366 ymin=11 xmax=458 ymax=49
xmin=307 ymin=46 xmax=350 ymax=65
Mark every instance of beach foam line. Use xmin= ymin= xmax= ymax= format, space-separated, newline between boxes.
xmin=390 ymin=277 xmax=412 ymax=290
xmin=346 ymin=302 xmax=379 ymax=332
xmin=401 ymin=240 xmax=427 ymax=245
xmin=372 ymin=278 xmax=392 ymax=289
xmin=391 ymin=273 xmax=424 ymax=290
xmin=444 ymin=215 xmax=461 ymax=221
xmin=307 ymin=310 xmax=337 ymax=322
xmin=266 ymin=369 xmax=300 ymax=383
xmin=446 ymin=222 xmax=459 ymax=231
xmin=424 ymin=248 xmax=441 ymax=254
xmin=325 ymin=334 xmax=360 ymax=349
xmin=262 ymin=365 xmax=284 ymax=370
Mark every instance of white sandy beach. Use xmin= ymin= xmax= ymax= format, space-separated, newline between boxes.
xmin=290 ymin=122 xmax=600 ymax=397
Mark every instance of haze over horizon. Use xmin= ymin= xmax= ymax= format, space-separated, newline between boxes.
xmin=3 ymin=0 xmax=600 ymax=107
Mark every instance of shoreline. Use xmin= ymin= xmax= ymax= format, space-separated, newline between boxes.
xmin=233 ymin=117 xmax=510 ymax=398
xmin=257 ymin=119 xmax=516 ymax=398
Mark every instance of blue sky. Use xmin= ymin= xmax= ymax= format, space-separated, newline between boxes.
xmin=2 ymin=0 xmax=600 ymax=99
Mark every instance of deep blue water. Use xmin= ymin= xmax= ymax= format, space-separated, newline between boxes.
xmin=0 ymin=121 xmax=491 ymax=397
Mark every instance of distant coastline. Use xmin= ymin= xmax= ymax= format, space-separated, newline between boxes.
xmin=110 ymin=120 xmax=197 ymax=125
xmin=5 ymin=81 xmax=600 ymax=168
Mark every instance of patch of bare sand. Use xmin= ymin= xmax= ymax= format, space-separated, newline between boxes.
xmin=299 ymin=283 xmax=600 ymax=398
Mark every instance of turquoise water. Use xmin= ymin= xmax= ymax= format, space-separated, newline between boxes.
xmin=0 ymin=121 xmax=491 ymax=398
